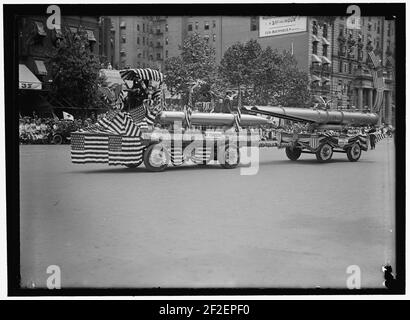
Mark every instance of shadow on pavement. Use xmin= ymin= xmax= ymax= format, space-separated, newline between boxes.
xmin=68 ymin=158 xmax=375 ymax=174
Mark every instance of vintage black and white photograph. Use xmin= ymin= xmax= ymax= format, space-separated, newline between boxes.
xmin=3 ymin=2 xmax=404 ymax=295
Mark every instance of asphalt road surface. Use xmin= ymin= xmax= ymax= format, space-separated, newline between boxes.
xmin=19 ymin=139 xmax=395 ymax=289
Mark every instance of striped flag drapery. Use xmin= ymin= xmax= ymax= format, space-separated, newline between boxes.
xmin=120 ymin=68 xmax=164 ymax=83
xmin=72 ymin=110 xmax=145 ymax=166
xmin=368 ymin=51 xmax=380 ymax=68
xmin=184 ymin=104 xmax=192 ymax=127
xmin=367 ymin=50 xmax=385 ymax=113
xmin=71 ymin=133 xmax=144 ymax=165
xmin=371 ymin=68 xmax=385 ymax=113
xmin=370 ymin=132 xmax=387 ymax=144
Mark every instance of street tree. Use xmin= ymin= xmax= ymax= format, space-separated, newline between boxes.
xmin=164 ymin=33 xmax=217 ymax=105
xmin=219 ymin=39 xmax=262 ymax=99
xmin=48 ymin=27 xmax=105 ymax=116
xmin=220 ymin=40 xmax=312 ymax=107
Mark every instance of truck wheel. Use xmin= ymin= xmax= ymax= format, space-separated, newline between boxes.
xmin=52 ymin=134 xmax=63 ymax=145
xmin=316 ymin=143 xmax=333 ymax=163
xmin=143 ymin=143 xmax=169 ymax=172
xmin=219 ymin=144 xmax=240 ymax=169
xmin=285 ymin=147 xmax=301 ymax=161
xmin=346 ymin=143 xmax=362 ymax=162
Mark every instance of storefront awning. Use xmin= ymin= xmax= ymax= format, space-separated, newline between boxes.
xmin=19 ymin=64 xmax=42 ymax=90
xmin=322 ymin=56 xmax=331 ymax=64
xmin=311 ymin=54 xmax=322 ymax=63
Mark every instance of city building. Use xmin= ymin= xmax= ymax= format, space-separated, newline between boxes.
xmin=331 ymin=16 xmax=395 ymax=124
xmin=18 ymin=15 xmax=100 ymax=116
xmin=99 ymin=16 xmax=115 ymax=68
xmin=159 ymin=16 xmax=333 ymax=103
xmin=108 ymin=16 xmax=164 ymax=70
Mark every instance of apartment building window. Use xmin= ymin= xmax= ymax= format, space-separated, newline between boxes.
xmin=312 ymin=42 xmax=318 ymax=55
xmin=349 ymin=63 xmax=352 ymax=74
xmin=339 ymin=24 xmax=344 ymax=36
xmin=323 ymin=23 xmax=328 ymax=38
xmin=165 ymin=50 xmax=168 ymax=58
xmin=368 ymin=23 xmax=372 ymax=32
xmin=213 ymin=20 xmax=216 ymax=28
xmin=120 ymin=21 xmax=126 ymax=28
xmin=137 ymin=24 xmax=140 ymax=31
xmin=213 ymin=34 xmax=216 ymax=42
xmin=339 ymin=60 xmax=343 ymax=73
xmin=340 ymin=45 xmax=347 ymax=56
xmin=387 ymin=22 xmax=391 ymax=36
xmin=143 ymin=24 xmax=145 ymax=32
xmin=188 ymin=23 xmax=193 ymax=31
xmin=312 ymin=21 xmax=318 ymax=35
xmin=358 ymin=49 xmax=363 ymax=61
xmin=377 ymin=21 xmax=380 ymax=34
xmin=165 ymin=24 xmax=168 ymax=32
xmin=165 ymin=37 xmax=169 ymax=45
xmin=137 ymin=37 xmax=140 ymax=44
xmin=143 ymin=37 xmax=145 ymax=45
xmin=195 ymin=21 xmax=199 ymax=30
xmin=204 ymin=21 xmax=209 ymax=30
xmin=157 ymin=53 xmax=161 ymax=60
xmin=323 ymin=44 xmax=328 ymax=57
xmin=122 ymin=36 xmax=126 ymax=43
xmin=204 ymin=35 xmax=209 ymax=43
xmin=250 ymin=16 xmax=258 ymax=31
xmin=344 ymin=63 xmax=347 ymax=73
xmin=138 ymin=53 xmax=142 ymax=58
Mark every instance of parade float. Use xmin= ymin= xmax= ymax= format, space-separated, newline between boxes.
xmin=70 ymin=63 xmax=386 ymax=171
xmin=70 ymin=68 xmax=269 ymax=171
xmin=244 ymin=105 xmax=379 ymax=162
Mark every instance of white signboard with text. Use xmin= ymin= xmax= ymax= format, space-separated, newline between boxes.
xmin=259 ymin=16 xmax=307 ymax=38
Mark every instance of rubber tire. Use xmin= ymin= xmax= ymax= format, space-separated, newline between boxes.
xmin=52 ymin=134 xmax=63 ymax=145
xmin=143 ymin=143 xmax=169 ymax=172
xmin=285 ymin=147 xmax=302 ymax=161
xmin=346 ymin=143 xmax=362 ymax=162
xmin=219 ymin=144 xmax=240 ymax=169
xmin=315 ymin=143 xmax=333 ymax=163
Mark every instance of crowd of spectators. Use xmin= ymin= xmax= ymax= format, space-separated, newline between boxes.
xmin=19 ymin=116 xmax=98 ymax=144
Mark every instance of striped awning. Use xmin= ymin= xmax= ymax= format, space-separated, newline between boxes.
xmin=322 ymin=56 xmax=331 ymax=64
xmin=311 ymin=54 xmax=322 ymax=63
xmin=19 ymin=64 xmax=42 ymax=90
xmin=312 ymin=35 xmax=319 ymax=42
xmin=120 ymin=68 xmax=164 ymax=83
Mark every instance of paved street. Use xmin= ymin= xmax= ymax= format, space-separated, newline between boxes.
xmin=19 ymin=139 xmax=395 ymax=289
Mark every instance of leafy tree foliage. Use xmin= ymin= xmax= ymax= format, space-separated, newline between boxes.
xmin=164 ymin=33 xmax=217 ymax=105
xmin=220 ymin=40 xmax=312 ymax=108
xmin=48 ymin=27 xmax=105 ymax=114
